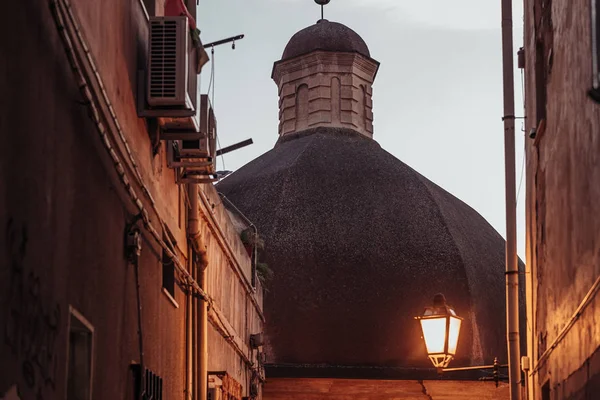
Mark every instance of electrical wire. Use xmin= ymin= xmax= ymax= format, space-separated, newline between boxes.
xmin=515 ymin=68 xmax=527 ymax=206
xmin=58 ymin=0 xmax=185 ymax=269
xmin=206 ymin=46 xmax=226 ymax=174
xmin=51 ymin=0 xmax=262 ymax=385
xmin=185 ymin=189 xmax=265 ymax=321
xmin=207 ymin=47 xmax=215 ymax=100
xmin=515 ymin=144 xmax=526 ymax=206
xmin=532 ymin=274 xmax=600 ymax=374
xmin=216 ymin=134 xmax=226 ymax=173
xmin=515 ymin=63 xmax=533 ymax=339
xmin=51 ymin=0 xmax=209 ymax=302
xmin=133 ymin=255 xmax=146 ymax=400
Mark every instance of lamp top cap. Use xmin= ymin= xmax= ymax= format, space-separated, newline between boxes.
xmin=315 ymin=0 xmax=331 ymax=5
xmin=433 ymin=293 xmax=447 ymax=307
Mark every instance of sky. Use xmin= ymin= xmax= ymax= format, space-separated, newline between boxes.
xmin=197 ymin=0 xmax=527 ymax=258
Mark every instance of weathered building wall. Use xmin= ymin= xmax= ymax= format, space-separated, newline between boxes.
xmin=200 ymin=187 xmax=265 ymax=397
xmin=523 ymin=0 xmax=600 ymax=398
xmin=0 ymin=1 xmax=188 ymax=398
xmin=263 ymin=378 xmax=509 ymax=400
xmin=0 ymin=1 xmax=263 ymax=399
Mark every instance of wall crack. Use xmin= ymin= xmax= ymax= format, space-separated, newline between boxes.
xmin=418 ymin=380 xmax=434 ymax=400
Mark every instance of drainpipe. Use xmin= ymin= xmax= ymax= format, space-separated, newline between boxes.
xmin=188 ymin=183 xmax=209 ymax=400
xmin=198 ymin=265 xmax=208 ymax=400
xmin=500 ymin=0 xmax=521 ymax=399
xmin=187 ymin=268 xmax=193 ymax=399
xmin=193 ymin=259 xmax=199 ymax=400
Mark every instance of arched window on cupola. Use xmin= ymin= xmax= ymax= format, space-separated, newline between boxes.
xmin=359 ymin=84 xmax=367 ymax=130
xmin=331 ymin=77 xmax=341 ymax=124
xmin=296 ymin=84 xmax=309 ymax=131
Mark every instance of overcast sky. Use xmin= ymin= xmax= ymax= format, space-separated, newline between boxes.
xmin=197 ymin=0 xmax=527 ymax=258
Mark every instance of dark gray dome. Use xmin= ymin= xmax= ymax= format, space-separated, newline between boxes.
xmin=217 ymin=127 xmax=517 ymax=369
xmin=281 ymin=19 xmax=371 ymax=60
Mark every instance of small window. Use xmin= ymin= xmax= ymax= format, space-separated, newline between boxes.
xmin=541 ymin=380 xmax=550 ymax=400
xmin=295 ymin=84 xmax=309 ymax=131
xmin=162 ymin=240 xmax=176 ymax=298
xmin=67 ymin=308 xmax=94 ymax=400
xmin=161 ymin=228 xmax=179 ymax=307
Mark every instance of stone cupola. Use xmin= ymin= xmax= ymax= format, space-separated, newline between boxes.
xmin=272 ymin=19 xmax=380 ymax=138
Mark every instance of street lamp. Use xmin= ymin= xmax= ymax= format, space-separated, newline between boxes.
xmin=416 ymin=294 xmax=509 ymax=386
xmin=415 ymin=293 xmax=463 ymax=369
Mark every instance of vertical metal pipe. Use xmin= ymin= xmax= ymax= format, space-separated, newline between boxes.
xmin=187 ymin=280 xmax=193 ymax=399
xmin=193 ymin=260 xmax=199 ymax=400
xmin=133 ymin=256 xmax=145 ymax=400
xmin=189 ymin=183 xmax=209 ymax=400
xmin=199 ymin=267 xmax=209 ymax=400
xmin=501 ymin=0 xmax=521 ymax=399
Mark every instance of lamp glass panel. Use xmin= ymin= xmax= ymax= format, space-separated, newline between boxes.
xmin=447 ymin=316 xmax=462 ymax=355
xmin=420 ymin=317 xmax=447 ymax=354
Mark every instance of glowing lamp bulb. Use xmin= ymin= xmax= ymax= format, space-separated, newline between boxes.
xmin=415 ymin=294 xmax=463 ymax=369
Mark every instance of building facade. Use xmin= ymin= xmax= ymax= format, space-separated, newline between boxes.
xmin=0 ymin=1 xmax=263 ymax=400
xmin=523 ymin=0 xmax=600 ymax=399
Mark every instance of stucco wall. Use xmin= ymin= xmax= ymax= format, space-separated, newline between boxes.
xmin=0 ymin=1 xmax=188 ymax=398
xmin=0 ymin=1 xmax=263 ymax=399
xmin=201 ymin=185 xmax=266 ymax=396
xmin=524 ymin=0 xmax=600 ymax=398
xmin=263 ymin=378 xmax=509 ymax=400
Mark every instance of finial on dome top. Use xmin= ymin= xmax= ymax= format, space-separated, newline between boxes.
xmin=315 ymin=0 xmax=330 ymax=21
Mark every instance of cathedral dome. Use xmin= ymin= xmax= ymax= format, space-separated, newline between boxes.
xmin=281 ymin=19 xmax=371 ymax=61
xmin=218 ymin=15 xmax=519 ymax=376
xmin=217 ymin=127 xmax=510 ymax=370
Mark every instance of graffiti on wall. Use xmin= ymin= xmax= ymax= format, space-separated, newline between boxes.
xmin=4 ymin=218 xmax=61 ymax=397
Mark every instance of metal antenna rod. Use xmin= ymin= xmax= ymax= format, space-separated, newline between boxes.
xmin=315 ymin=0 xmax=330 ymax=20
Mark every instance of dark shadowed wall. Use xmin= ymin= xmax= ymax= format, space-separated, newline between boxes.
xmin=524 ymin=0 xmax=600 ymax=399
xmin=0 ymin=1 xmax=263 ymax=399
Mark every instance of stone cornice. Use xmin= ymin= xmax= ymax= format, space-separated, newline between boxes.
xmin=272 ymin=51 xmax=380 ymax=85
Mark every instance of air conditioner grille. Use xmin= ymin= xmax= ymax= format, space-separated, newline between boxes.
xmin=150 ymin=20 xmax=179 ymax=99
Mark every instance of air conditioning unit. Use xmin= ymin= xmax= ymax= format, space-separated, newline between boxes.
xmin=199 ymin=95 xmax=215 ymax=140
xmin=166 ymin=95 xmax=218 ymax=183
xmin=166 ymin=95 xmax=216 ymax=160
xmin=179 ymin=137 xmax=210 ymax=158
xmin=166 ymin=140 xmax=214 ymax=168
xmin=147 ymin=16 xmax=192 ymax=109
xmin=177 ymin=95 xmax=213 ymax=157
